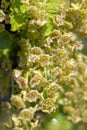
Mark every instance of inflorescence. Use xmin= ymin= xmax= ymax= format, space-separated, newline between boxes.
xmin=0 ymin=0 xmax=87 ymax=130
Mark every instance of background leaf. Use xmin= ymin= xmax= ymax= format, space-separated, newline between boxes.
xmin=0 ymin=31 xmax=12 ymax=49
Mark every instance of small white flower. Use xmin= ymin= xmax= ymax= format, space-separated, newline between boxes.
xmin=16 ymin=76 xmax=28 ymax=89
xmin=19 ymin=108 xmax=34 ymax=121
xmin=11 ymin=95 xmax=25 ymax=109
xmin=26 ymin=90 xmax=39 ymax=102
xmin=39 ymin=54 xmax=50 ymax=67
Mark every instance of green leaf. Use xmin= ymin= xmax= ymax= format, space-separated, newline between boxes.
xmin=0 ymin=31 xmax=12 ymax=49
xmin=44 ymin=0 xmax=59 ymax=36
xmin=44 ymin=0 xmax=58 ymax=14
xmin=45 ymin=19 xmax=53 ymax=36
xmin=10 ymin=0 xmax=29 ymax=31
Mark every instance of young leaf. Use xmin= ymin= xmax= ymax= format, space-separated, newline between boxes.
xmin=10 ymin=0 xmax=29 ymax=31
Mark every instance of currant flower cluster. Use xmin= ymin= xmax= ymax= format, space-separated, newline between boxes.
xmin=0 ymin=0 xmax=87 ymax=130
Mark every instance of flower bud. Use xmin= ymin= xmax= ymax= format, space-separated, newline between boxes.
xmin=57 ymin=49 xmax=66 ymax=58
xmin=39 ymin=54 xmax=50 ymax=67
xmin=19 ymin=108 xmax=34 ymax=121
xmin=30 ymin=74 xmax=46 ymax=89
xmin=26 ymin=90 xmax=39 ymax=102
xmin=16 ymin=76 xmax=28 ymax=89
xmin=12 ymin=69 xmax=22 ymax=79
xmin=65 ymin=92 xmax=74 ymax=99
xmin=60 ymin=76 xmax=71 ymax=85
xmin=29 ymin=6 xmax=38 ymax=17
xmin=1 ymin=102 xmax=11 ymax=110
xmin=50 ymin=30 xmax=62 ymax=38
xmin=31 ymin=47 xmax=42 ymax=55
xmin=59 ymin=33 xmax=73 ymax=44
xmin=63 ymin=106 xmax=74 ymax=113
xmin=55 ymin=15 xmax=64 ymax=26
xmin=11 ymin=95 xmax=25 ymax=109
xmin=40 ymin=98 xmax=56 ymax=113
xmin=47 ymin=82 xmax=59 ymax=96
xmin=12 ymin=115 xmax=22 ymax=127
